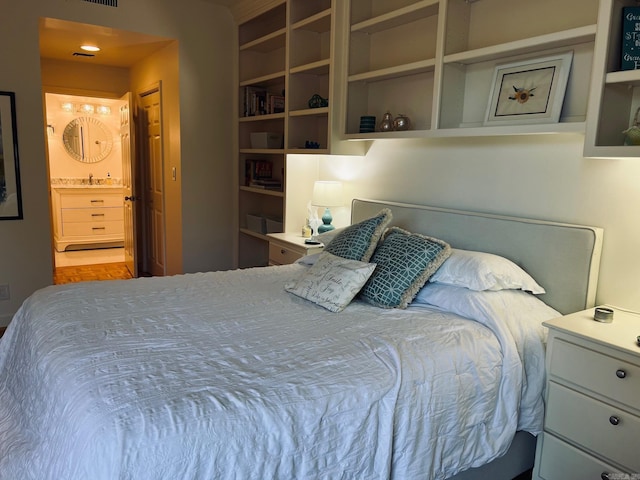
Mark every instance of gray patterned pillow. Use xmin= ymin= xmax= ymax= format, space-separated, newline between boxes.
xmin=285 ymin=252 xmax=376 ymax=312
xmin=324 ymin=209 xmax=392 ymax=262
xmin=360 ymin=227 xmax=451 ymax=309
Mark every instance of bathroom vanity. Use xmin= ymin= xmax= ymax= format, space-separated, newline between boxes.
xmin=51 ymin=185 xmax=124 ymax=252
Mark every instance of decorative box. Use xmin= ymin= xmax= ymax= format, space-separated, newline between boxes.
xmin=250 ymin=132 xmax=283 ymax=149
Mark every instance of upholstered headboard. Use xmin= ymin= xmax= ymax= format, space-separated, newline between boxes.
xmin=351 ymin=199 xmax=604 ymax=315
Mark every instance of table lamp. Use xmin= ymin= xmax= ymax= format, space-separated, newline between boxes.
xmin=312 ymin=181 xmax=343 ymax=233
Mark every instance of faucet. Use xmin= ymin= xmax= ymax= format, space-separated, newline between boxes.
xmin=89 ymin=173 xmax=93 ymax=185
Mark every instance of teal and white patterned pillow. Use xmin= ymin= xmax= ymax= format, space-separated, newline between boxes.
xmin=324 ymin=208 xmax=392 ymax=262
xmin=360 ymin=227 xmax=451 ymax=309
xmin=285 ymin=252 xmax=376 ymax=312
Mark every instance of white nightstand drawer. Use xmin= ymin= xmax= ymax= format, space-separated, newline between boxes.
xmin=269 ymin=243 xmax=303 ymax=265
xmin=550 ymin=338 xmax=640 ymax=410
xmin=545 ymin=381 xmax=640 ymax=472
xmin=537 ymin=433 xmax=623 ymax=480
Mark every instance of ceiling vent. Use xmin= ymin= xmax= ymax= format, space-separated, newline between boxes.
xmin=69 ymin=0 xmax=118 ymax=7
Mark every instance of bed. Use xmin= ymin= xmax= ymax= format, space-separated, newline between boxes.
xmin=0 ymin=198 xmax=603 ymax=480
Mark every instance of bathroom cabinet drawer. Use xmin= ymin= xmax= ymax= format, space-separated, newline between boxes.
xmin=52 ymin=187 xmax=125 ymax=251
xmin=62 ymin=221 xmax=124 ymax=237
xmin=62 ymin=207 xmax=123 ymax=223
xmin=60 ymin=193 xmax=122 ymax=208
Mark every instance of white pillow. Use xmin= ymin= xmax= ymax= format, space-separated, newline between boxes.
xmin=413 ymin=282 xmax=557 ymax=319
xmin=429 ymin=248 xmax=545 ymax=294
xmin=285 ymin=252 xmax=376 ymax=312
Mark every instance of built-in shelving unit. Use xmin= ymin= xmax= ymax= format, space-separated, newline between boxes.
xmin=344 ymin=0 xmax=599 ymax=139
xmin=237 ymin=0 xmax=344 ymax=268
xmin=345 ymin=0 xmax=439 ymax=135
xmin=584 ymin=0 xmax=640 ymax=158
xmin=235 ymin=0 xmax=623 ymax=266
xmin=237 ymin=2 xmax=287 ymax=268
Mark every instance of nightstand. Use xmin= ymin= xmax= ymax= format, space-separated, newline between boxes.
xmin=267 ymin=233 xmax=324 ymax=266
xmin=532 ymin=307 xmax=640 ymax=480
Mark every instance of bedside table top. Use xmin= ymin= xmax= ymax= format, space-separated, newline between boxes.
xmin=544 ymin=306 xmax=640 ymax=357
xmin=267 ymin=232 xmax=325 ymax=249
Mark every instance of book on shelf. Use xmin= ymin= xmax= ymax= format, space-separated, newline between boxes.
xmin=249 ymin=179 xmax=282 ymax=191
xmin=245 ymin=159 xmax=273 ymax=186
xmin=243 ymin=87 xmax=285 ymax=116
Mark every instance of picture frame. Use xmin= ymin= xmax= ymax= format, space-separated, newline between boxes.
xmin=484 ymin=52 xmax=573 ymax=126
xmin=0 ymin=91 xmax=23 ymax=220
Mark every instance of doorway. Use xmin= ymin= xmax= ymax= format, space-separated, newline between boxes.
xmin=39 ymin=18 xmax=176 ymax=283
xmin=44 ymin=92 xmax=129 ymax=273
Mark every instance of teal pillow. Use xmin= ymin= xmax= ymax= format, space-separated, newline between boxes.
xmin=360 ymin=227 xmax=451 ymax=309
xmin=324 ymin=208 xmax=392 ymax=262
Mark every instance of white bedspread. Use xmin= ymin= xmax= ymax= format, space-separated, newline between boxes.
xmin=0 ymin=265 xmax=548 ymax=479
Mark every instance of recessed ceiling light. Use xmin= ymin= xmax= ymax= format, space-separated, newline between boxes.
xmin=80 ymin=45 xmax=100 ymax=52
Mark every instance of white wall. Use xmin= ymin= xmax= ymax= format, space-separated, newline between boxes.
xmin=0 ymin=0 xmax=235 ymax=325
xmin=322 ymin=134 xmax=640 ymax=312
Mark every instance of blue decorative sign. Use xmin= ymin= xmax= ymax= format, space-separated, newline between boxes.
xmin=622 ymin=7 xmax=640 ymax=70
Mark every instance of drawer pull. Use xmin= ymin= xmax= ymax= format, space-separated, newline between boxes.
xmin=615 ymin=369 xmax=627 ymax=379
xmin=90 ymin=200 xmax=105 ymax=203
xmin=609 ymin=415 xmax=620 ymax=426
xmin=91 ymin=213 xmax=105 ymax=217
xmin=92 ymin=227 xmax=106 ymax=231
xmin=281 ymin=249 xmax=286 ymax=254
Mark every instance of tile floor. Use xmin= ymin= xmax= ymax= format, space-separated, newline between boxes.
xmin=54 ymin=247 xmax=125 ymax=267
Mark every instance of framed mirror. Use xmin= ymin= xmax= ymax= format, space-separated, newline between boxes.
xmin=62 ymin=117 xmax=113 ymax=163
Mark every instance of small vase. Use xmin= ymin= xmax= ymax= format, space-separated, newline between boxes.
xmin=393 ymin=114 xmax=410 ymax=131
xmin=378 ymin=112 xmax=394 ymax=132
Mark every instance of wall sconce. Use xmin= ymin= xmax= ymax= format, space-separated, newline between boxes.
xmin=60 ymin=102 xmax=111 ymax=115
xmin=312 ymin=181 xmax=343 ymax=233
xmin=80 ymin=104 xmax=95 ymax=114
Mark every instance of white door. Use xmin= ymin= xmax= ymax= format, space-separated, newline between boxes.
xmin=120 ymin=92 xmax=137 ymax=277
xmin=140 ymin=86 xmax=165 ymax=276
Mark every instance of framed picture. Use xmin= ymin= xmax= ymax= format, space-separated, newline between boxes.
xmin=0 ymin=91 xmax=23 ymax=220
xmin=484 ymin=52 xmax=573 ymax=126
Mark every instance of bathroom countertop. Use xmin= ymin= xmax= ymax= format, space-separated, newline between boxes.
xmin=52 ymin=184 xmax=123 ymax=189
xmin=51 ymin=177 xmax=123 ymax=189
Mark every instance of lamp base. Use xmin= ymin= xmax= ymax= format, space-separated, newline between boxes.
xmin=317 ymin=207 xmax=335 ymax=233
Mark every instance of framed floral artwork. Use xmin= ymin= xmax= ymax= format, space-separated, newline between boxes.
xmin=484 ymin=52 xmax=573 ymax=126
xmin=0 ymin=91 xmax=23 ymax=220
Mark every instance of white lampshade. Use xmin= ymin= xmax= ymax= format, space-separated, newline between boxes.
xmin=312 ymin=181 xmax=343 ymax=207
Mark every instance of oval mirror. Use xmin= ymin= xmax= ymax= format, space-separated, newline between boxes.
xmin=62 ymin=117 xmax=113 ymax=163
